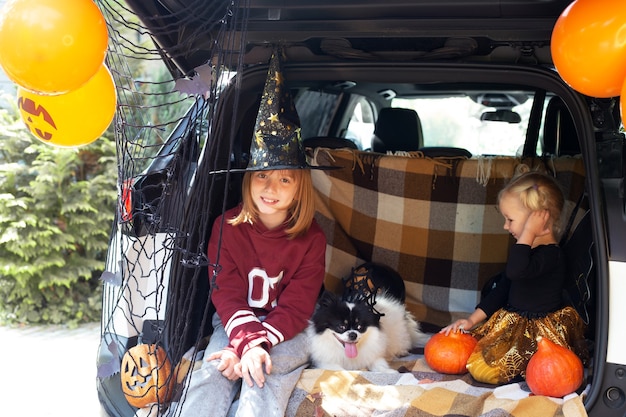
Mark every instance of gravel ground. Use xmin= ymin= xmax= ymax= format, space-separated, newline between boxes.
xmin=0 ymin=322 xmax=105 ymax=416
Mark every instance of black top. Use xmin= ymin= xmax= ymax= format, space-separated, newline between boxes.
xmin=477 ymin=244 xmax=565 ymax=317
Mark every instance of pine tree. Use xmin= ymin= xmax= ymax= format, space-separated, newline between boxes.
xmin=0 ymin=96 xmax=117 ymax=326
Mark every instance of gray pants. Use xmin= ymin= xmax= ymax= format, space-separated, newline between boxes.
xmin=174 ymin=313 xmax=310 ymax=417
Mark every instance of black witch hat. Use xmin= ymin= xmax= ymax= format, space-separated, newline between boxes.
xmin=212 ymin=48 xmax=337 ymax=173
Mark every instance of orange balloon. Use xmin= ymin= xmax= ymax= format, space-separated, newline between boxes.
xmin=621 ymin=78 xmax=626 ymax=122
xmin=0 ymin=0 xmax=108 ymax=95
xmin=17 ymin=65 xmax=117 ymax=147
xmin=551 ymin=0 xmax=626 ymax=98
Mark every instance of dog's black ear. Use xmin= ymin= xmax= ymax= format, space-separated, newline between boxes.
xmin=317 ymin=290 xmax=339 ymax=308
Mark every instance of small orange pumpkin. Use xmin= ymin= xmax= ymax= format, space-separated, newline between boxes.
xmin=525 ymin=336 xmax=584 ymax=397
xmin=121 ymin=343 xmax=175 ymax=408
xmin=424 ymin=331 xmax=477 ymax=374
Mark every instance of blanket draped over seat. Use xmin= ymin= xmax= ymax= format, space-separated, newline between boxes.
xmin=281 ymin=148 xmax=588 ymax=417
xmin=309 ymin=149 xmax=586 ymax=328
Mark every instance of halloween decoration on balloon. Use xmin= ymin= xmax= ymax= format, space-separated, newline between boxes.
xmin=17 ymin=64 xmax=116 ymax=147
xmin=0 ymin=0 xmax=115 ymax=148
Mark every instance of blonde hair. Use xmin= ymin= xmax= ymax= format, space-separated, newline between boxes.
xmin=498 ymin=166 xmax=565 ymax=239
xmin=228 ymin=169 xmax=316 ymax=239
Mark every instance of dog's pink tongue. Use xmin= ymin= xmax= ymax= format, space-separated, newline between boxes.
xmin=345 ymin=342 xmax=358 ymax=358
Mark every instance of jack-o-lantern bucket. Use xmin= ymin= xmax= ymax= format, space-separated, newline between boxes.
xmin=120 ymin=343 xmax=175 ymax=408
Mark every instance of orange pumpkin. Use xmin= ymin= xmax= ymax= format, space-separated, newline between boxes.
xmin=424 ymin=331 xmax=477 ymax=374
xmin=525 ymin=337 xmax=584 ymax=397
xmin=121 ymin=343 xmax=175 ymax=408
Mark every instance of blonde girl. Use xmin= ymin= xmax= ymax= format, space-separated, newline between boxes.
xmin=442 ymin=169 xmax=588 ymax=384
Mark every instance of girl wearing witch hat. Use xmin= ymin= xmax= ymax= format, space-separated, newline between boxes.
xmin=176 ymin=49 xmax=336 ymax=417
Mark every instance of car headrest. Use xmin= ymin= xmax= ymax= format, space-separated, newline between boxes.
xmin=543 ymin=96 xmax=580 ymax=156
xmin=371 ymin=107 xmax=423 ymax=153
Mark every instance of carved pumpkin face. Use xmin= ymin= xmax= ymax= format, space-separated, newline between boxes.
xmin=120 ymin=343 xmax=175 ymax=408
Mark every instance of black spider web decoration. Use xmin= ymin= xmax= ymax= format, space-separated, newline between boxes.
xmin=95 ymin=0 xmax=250 ymax=415
xmin=342 ymin=267 xmax=385 ymax=319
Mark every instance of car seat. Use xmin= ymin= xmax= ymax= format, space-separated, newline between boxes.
xmin=371 ymin=107 xmax=423 ymax=153
xmin=542 ymin=96 xmax=580 ymax=156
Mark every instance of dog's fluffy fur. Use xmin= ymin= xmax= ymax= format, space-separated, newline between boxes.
xmin=307 ymin=291 xmax=430 ymax=372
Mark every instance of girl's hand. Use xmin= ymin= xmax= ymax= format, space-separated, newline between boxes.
xmin=239 ymin=346 xmax=273 ymax=388
xmin=522 ymin=209 xmax=551 ymax=239
xmin=441 ymin=309 xmax=486 ymax=335
xmin=440 ymin=319 xmax=473 ymax=336
xmin=206 ymin=349 xmax=241 ymax=381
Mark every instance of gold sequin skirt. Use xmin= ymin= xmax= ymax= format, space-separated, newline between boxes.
xmin=465 ymin=306 xmax=588 ymax=385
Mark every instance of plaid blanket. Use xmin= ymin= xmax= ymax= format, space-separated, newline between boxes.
xmin=310 ymin=149 xmax=586 ymax=327
xmin=173 ymin=346 xmax=587 ymax=417
xmin=287 ymin=353 xmax=588 ymax=417
xmin=286 ymin=150 xmax=588 ymax=417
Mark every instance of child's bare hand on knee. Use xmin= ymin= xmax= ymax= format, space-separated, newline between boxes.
xmin=239 ymin=346 xmax=273 ymax=388
xmin=207 ymin=349 xmax=241 ymax=381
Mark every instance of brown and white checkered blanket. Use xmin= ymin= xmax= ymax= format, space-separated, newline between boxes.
xmin=310 ymin=149 xmax=586 ymax=327
xmin=285 ymin=148 xmax=588 ymax=416
xmin=175 ymin=347 xmax=587 ymax=417
xmin=288 ymin=353 xmax=588 ymax=417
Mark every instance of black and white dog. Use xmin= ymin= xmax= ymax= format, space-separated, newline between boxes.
xmin=307 ymin=262 xmax=430 ymax=372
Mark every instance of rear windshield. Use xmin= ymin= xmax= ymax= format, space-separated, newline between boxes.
xmin=392 ymin=95 xmax=532 ymax=156
xmin=296 ymin=87 xmax=548 ymax=157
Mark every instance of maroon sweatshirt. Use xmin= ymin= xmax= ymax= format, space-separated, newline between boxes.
xmin=208 ymin=205 xmax=326 ymax=357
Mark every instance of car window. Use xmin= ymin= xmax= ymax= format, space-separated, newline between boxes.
xmin=296 ymin=86 xmax=552 ymax=157
xmin=393 ymin=94 xmax=534 ymax=156
xmin=295 ymin=89 xmax=342 ymax=139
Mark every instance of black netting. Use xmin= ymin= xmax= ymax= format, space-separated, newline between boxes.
xmin=96 ymin=0 xmax=250 ymax=415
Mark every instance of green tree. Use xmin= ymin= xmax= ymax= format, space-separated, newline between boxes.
xmin=0 ymin=96 xmax=117 ymax=326
xmin=0 ymin=0 xmax=194 ymax=327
